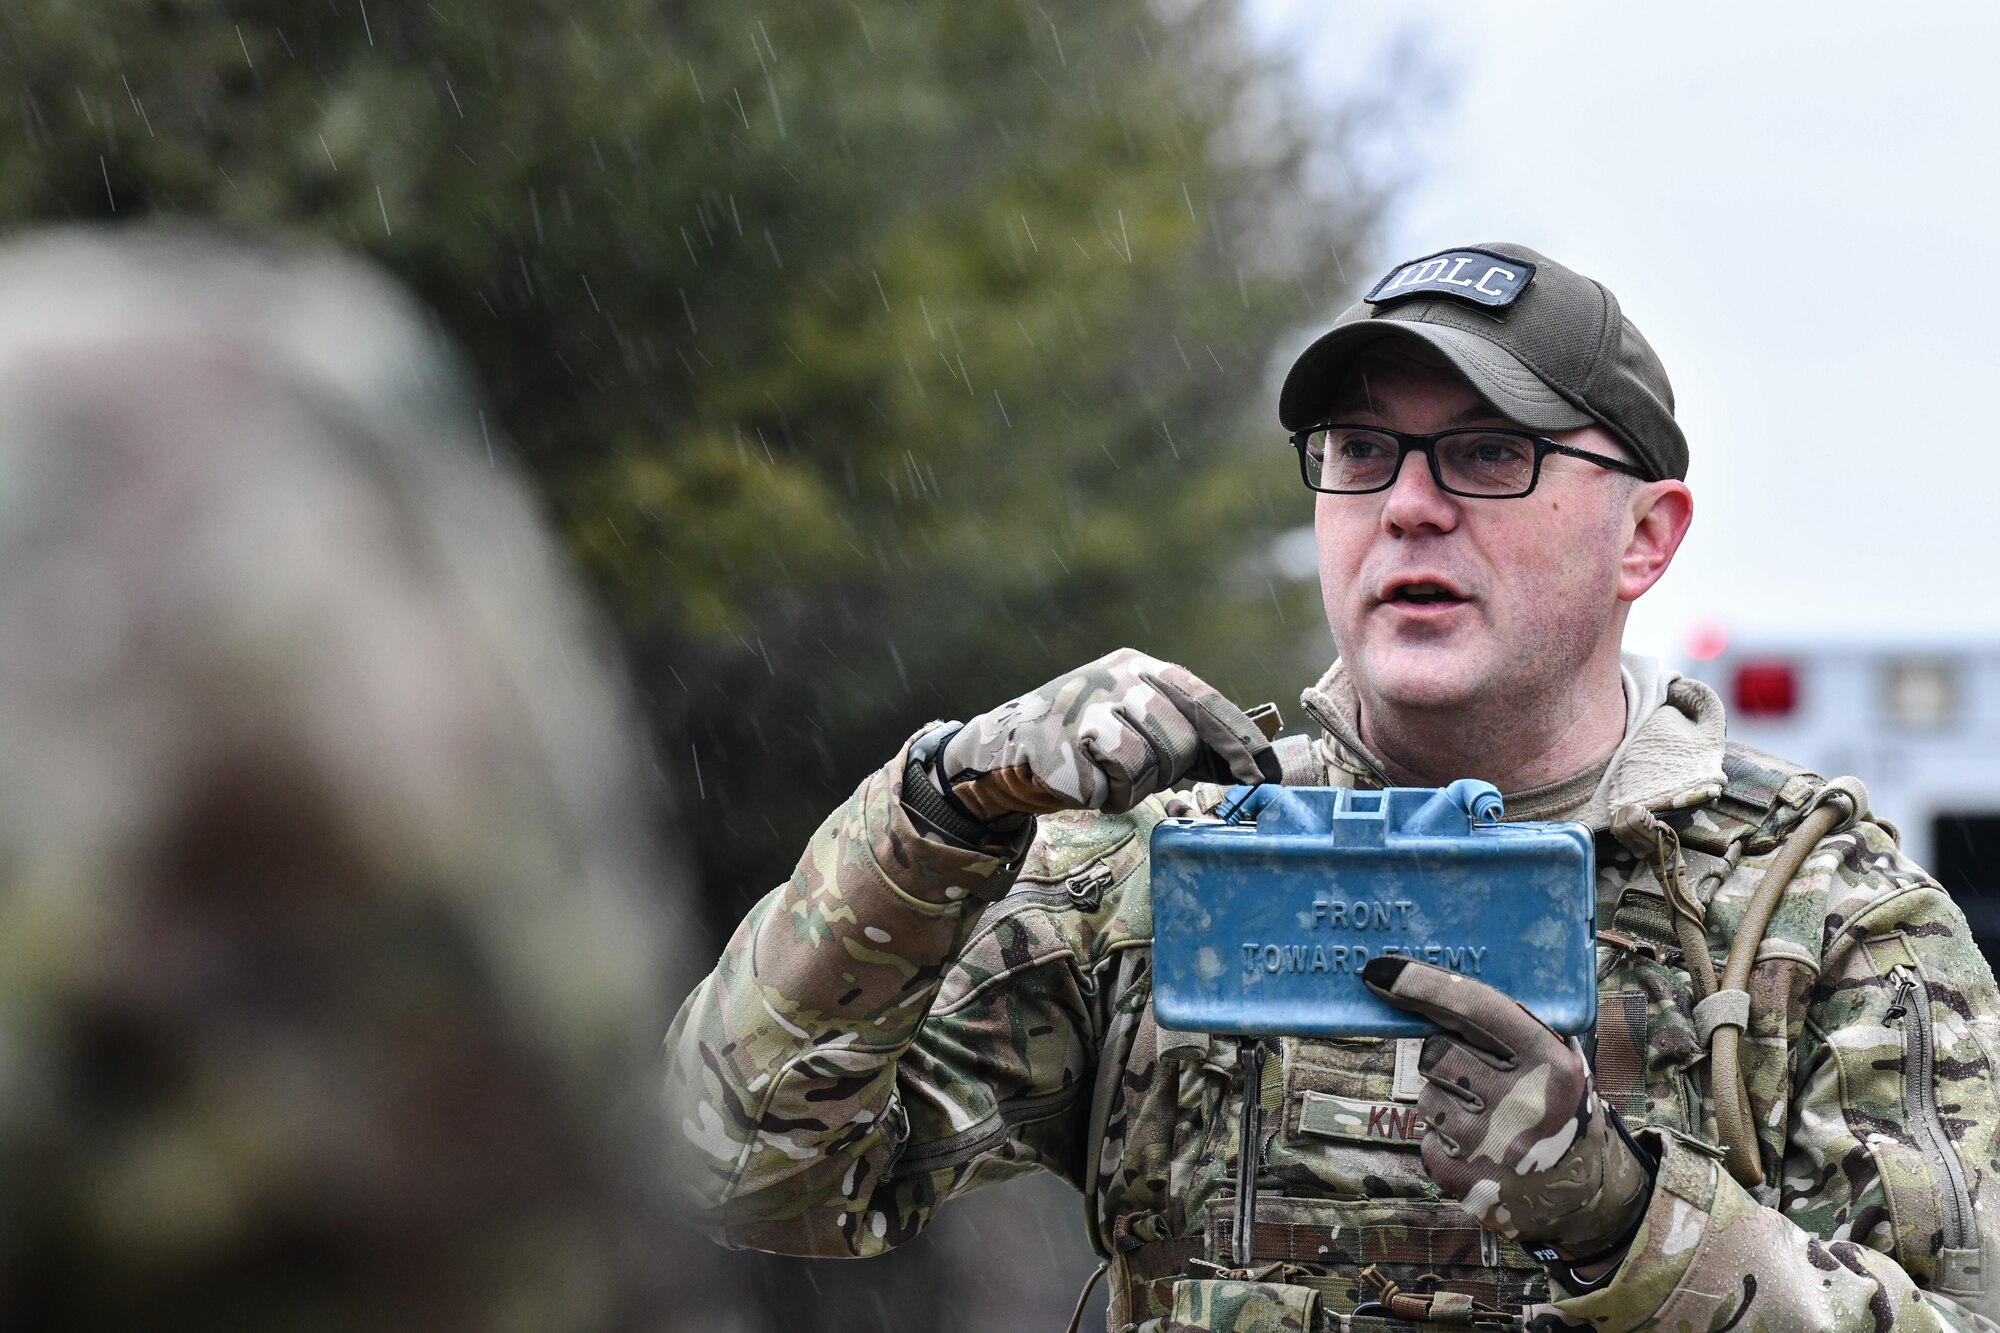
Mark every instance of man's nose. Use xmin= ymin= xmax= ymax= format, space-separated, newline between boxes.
xmin=1379 ymin=447 xmax=1460 ymax=535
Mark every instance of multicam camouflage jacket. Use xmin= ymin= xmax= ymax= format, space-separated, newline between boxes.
xmin=666 ymin=665 xmax=2000 ymax=1331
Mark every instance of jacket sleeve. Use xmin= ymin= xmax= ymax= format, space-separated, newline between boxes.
xmin=662 ymin=734 xmax=1096 ymax=1256
xmin=1554 ymin=819 xmax=2000 ymax=1331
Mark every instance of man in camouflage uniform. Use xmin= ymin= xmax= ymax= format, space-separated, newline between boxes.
xmin=668 ymin=243 xmax=2000 ymax=1330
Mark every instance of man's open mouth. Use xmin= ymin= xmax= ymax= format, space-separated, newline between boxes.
xmin=1388 ymin=582 xmax=1464 ymax=605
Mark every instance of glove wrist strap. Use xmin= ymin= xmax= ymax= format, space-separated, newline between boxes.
xmin=1530 ymin=1107 xmax=1658 ymax=1295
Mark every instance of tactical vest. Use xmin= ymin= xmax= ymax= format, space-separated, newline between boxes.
xmin=1061 ymin=743 xmax=1832 ymax=1333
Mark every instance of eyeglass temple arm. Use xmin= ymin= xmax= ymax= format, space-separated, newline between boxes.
xmin=1544 ymin=439 xmax=1652 ymax=479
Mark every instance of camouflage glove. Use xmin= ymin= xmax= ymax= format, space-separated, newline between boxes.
xmin=1361 ymin=957 xmax=1654 ymax=1266
xmin=939 ymin=648 xmax=1282 ymax=820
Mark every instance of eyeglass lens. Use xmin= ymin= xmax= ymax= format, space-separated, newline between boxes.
xmin=1302 ymin=427 xmax=1538 ymax=496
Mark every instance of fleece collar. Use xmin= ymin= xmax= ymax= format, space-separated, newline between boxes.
xmin=1297 ymin=652 xmax=1727 ymax=832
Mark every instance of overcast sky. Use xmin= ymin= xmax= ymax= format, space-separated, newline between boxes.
xmin=1250 ymin=1 xmax=1996 ymax=659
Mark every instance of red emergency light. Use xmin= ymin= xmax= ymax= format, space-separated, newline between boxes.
xmin=1732 ymin=660 xmax=1798 ymax=718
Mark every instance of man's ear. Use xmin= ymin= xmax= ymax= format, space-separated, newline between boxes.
xmin=1616 ymin=481 xmax=1693 ymax=603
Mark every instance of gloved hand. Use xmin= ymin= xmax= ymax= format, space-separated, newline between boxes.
xmin=1361 ymin=957 xmax=1653 ymax=1264
xmin=939 ymin=647 xmax=1282 ymax=820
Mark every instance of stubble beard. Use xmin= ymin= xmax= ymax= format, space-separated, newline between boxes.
xmin=1345 ymin=605 xmax=1619 ymax=789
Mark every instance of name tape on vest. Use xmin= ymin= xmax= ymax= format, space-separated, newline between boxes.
xmin=1365 ymin=248 xmax=1535 ymax=310
xmin=1298 ymin=1090 xmax=1428 ymax=1148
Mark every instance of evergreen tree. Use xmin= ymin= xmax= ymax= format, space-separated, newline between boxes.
xmin=1 ymin=0 xmax=1394 ymax=919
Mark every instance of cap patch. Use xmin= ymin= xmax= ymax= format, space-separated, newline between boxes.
xmin=1365 ymin=248 xmax=1535 ymax=310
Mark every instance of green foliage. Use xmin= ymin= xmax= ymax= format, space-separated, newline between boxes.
xmin=0 ymin=0 xmax=1392 ymax=912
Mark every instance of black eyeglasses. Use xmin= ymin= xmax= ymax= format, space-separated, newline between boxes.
xmin=1290 ymin=424 xmax=1650 ymax=498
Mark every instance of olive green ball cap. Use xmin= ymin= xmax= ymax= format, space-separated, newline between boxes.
xmin=1279 ymin=242 xmax=1688 ymax=482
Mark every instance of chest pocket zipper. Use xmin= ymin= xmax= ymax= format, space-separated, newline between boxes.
xmin=1001 ymin=858 xmax=1117 ymax=913
xmin=1888 ymin=964 xmax=1977 ymax=1254
xmin=1065 ymin=860 xmax=1115 ymax=909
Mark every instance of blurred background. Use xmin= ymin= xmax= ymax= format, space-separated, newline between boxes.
xmin=4 ymin=0 xmax=1998 ymax=1328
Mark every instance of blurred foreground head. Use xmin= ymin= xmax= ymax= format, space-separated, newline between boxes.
xmin=0 ymin=229 xmax=691 ymax=1330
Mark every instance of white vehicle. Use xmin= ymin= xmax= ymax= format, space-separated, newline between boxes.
xmin=1677 ymin=626 xmax=2000 ymax=955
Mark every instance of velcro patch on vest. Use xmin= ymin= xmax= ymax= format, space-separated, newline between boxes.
xmin=1297 ymin=1090 xmax=1428 ymax=1148
xmin=1391 ymin=1037 xmax=1426 ymax=1104
xmin=1364 ymin=248 xmax=1534 ymax=309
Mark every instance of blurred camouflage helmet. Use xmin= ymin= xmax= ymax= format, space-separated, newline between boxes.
xmin=0 ymin=227 xmax=700 ymax=1331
